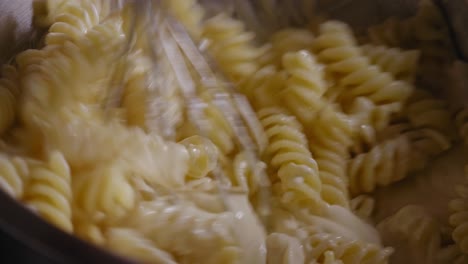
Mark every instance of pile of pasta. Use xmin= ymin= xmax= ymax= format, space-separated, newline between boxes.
xmin=0 ymin=0 xmax=467 ymax=263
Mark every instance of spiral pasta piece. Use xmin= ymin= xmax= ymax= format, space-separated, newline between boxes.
xmin=361 ymin=44 xmax=420 ymax=83
xmin=405 ymin=127 xmax=452 ymax=163
xmin=73 ymin=219 xmax=106 ymax=246
xmin=313 ymin=21 xmax=412 ymax=112
xmin=122 ymin=70 xmax=150 ymax=128
xmin=282 ymin=50 xmax=327 ymax=125
xmin=257 ymin=107 xmax=322 ymax=208
xmin=202 ymin=101 xmax=236 ymax=155
xmin=265 ymin=28 xmax=315 ymax=66
xmin=21 ymin=20 xmax=125 ymax=126
xmin=24 ymin=151 xmax=73 ymax=232
xmin=409 ymin=0 xmax=455 ymax=63
xmin=72 ymin=165 xmax=136 ymax=223
xmin=449 ymin=174 xmax=468 ymax=254
xmin=179 ymin=135 xmax=219 ymax=179
xmin=16 ymin=52 xmax=49 ymax=94
xmin=404 ymin=89 xmax=455 ymax=138
xmin=0 ymin=155 xmax=32 ymax=199
xmin=45 ymin=0 xmax=110 ymax=46
xmin=202 ymin=13 xmax=264 ymax=82
xmin=350 ymin=195 xmax=375 ymax=221
xmin=266 ymin=233 xmax=306 ymax=264
xmin=308 ymin=107 xmax=353 ymax=207
xmin=107 ymin=228 xmax=178 ymax=264
xmin=377 ymin=205 xmax=441 ymax=263
xmin=228 ymin=151 xmax=267 ymax=195
xmin=347 ymin=97 xmax=397 ymax=153
xmin=164 ymin=0 xmax=205 ymax=40
xmin=349 ymin=135 xmax=411 ymax=195
xmin=239 ymin=65 xmax=286 ymax=110
xmin=305 ymin=231 xmax=392 ymax=264
xmin=128 ymin=199 xmax=241 ymax=264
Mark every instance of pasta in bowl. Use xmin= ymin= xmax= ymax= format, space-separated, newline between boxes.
xmin=0 ymin=0 xmax=467 ymax=263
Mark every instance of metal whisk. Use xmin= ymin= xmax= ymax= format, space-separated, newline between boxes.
xmin=105 ymin=0 xmax=273 ymax=231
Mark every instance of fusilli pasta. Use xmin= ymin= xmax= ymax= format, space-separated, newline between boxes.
xmin=377 ymin=205 xmax=442 ymax=263
xmin=282 ymin=50 xmax=327 ymax=125
xmin=313 ymin=21 xmax=412 ymax=114
xmin=127 ymin=199 xmax=241 ymax=264
xmin=265 ymin=28 xmax=315 ymax=66
xmin=179 ymin=135 xmax=219 ymax=180
xmin=266 ymin=233 xmax=305 ymax=264
xmin=164 ymin=0 xmax=205 ymax=40
xmin=230 ymin=150 xmax=266 ymax=195
xmin=258 ymin=107 xmax=323 ymax=209
xmin=404 ymin=88 xmax=455 ymax=139
xmin=239 ymin=65 xmax=286 ymax=110
xmin=349 ymin=124 xmax=451 ymax=195
xmin=308 ymin=107 xmax=353 ymax=207
xmin=107 ymin=228 xmax=178 ymax=264
xmin=202 ymin=13 xmax=264 ymax=82
xmin=202 ymin=100 xmax=236 ymax=155
xmin=349 ymin=135 xmax=411 ymax=195
xmin=361 ymin=44 xmax=420 ymax=83
xmin=350 ymin=195 xmax=375 ymax=222
xmin=72 ymin=165 xmax=136 ymax=223
xmin=44 ymin=0 xmax=107 ymax=46
xmin=0 ymin=154 xmax=31 ymax=199
xmin=304 ymin=230 xmax=392 ymax=264
xmin=24 ymin=151 xmax=73 ymax=232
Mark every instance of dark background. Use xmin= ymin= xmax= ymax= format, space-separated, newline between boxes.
xmin=0 ymin=229 xmax=56 ymax=264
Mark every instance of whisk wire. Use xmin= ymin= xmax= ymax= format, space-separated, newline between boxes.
xmin=164 ymin=10 xmax=272 ymax=227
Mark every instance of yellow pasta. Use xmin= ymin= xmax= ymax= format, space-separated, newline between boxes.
xmin=377 ymin=205 xmax=442 ymax=263
xmin=0 ymin=1 xmax=464 ymax=263
xmin=349 ymin=135 xmax=411 ymax=195
xmin=202 ymin=100 xmax=236 ymax=155
xmin=107 ymin=228 xmax=178 ymax=264
xmin=239 ymin=65 xmax=286 ymax=110
xmin=179 ymin=135 xmax=219 ymax=180
xmin=126 ymin=199 xmax=242 ymax=264
xmin=264 ymin=28 xmax=315 ymax=66
xmin=258 ymin=107 xmax=323 ymax=209
xmin=164 ymin=0 xmax=205 ymax=40
xmin=266 ymin=233 xmax=305 ymax=264
xmin=44 ymin=0 xmax=107 ymax=46
xmin=350 ymin=195 xmax=375 ymax=222
xmin=202 ymin=13 xmax=264 ymax=82
xmin=404 ymin=89 xmax=455 ymax=139
xmin=304 ymin=230 xmax=392 ymax=264
xmin=24 ymin=151 xmax=73 ymax=232
xmin=313 ymin=21 xmax=412 ymax=118
xmin=282 ymin=50 xmax=327 ymax=125
xmin=0 ymin=154 xmax=32 ymax=199
xmin=230 ymin=150 xmax=266 ymax=194
xmin=308 ymin=107 xmax=353 ymax=207
xmin=72 ymin=165 xmax=136 ymax=224
xmin=361 ymin=44 xmax=420 ymax=83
